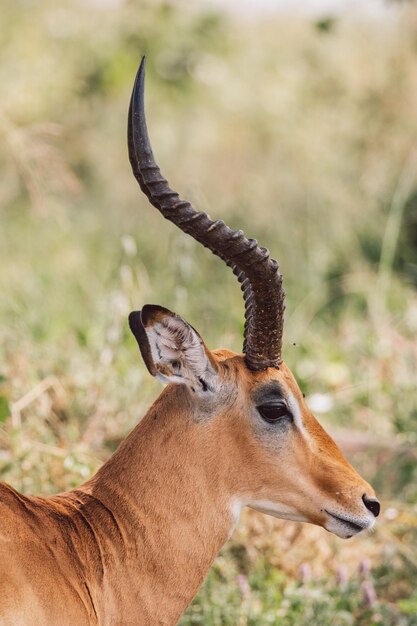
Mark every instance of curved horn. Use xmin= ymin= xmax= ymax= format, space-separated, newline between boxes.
xmin=128 ymin=56 xmax=285 ymax=370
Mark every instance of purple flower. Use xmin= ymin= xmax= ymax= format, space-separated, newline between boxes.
xmin=298 ymin=563 xmax=312 ymax=583
xmin=236 ymin=574 xmax=250 ymax=599
xmin=361 ymin=580 xmax=377 ymax=607
xmin=336 ymin=566 xmax=348 ymax=588
xmin=359 ymin=558 xmax=371 ymax=578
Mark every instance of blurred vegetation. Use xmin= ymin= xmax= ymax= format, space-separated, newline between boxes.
xmin=0 ymin=0 xmax=416 ymax=623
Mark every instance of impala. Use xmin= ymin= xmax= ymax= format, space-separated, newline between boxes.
xmin=0 ymin=57 xmax=380 ymax=625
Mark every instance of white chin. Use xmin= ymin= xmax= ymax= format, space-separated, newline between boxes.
xmin=325 ymin=517 xmax=374 ymax=539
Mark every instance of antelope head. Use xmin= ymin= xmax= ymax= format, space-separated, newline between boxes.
xmin=127 ymin=57 xmax=380 ymax=540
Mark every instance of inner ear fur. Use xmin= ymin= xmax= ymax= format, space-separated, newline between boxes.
xmin=129 ymin=305 xmax=218 ymax=393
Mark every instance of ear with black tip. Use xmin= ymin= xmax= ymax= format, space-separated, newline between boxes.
xmin=128 ymin=310 xmax=157 ymax=377
xmin=128 ymin=304 xmax=219 ymax=394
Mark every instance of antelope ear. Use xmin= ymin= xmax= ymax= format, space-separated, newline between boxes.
xmin=129 ymin=305 xmax=219 ymax=394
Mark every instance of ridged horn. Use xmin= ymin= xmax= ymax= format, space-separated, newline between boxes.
xmin=128 ymin=56 xmax=285 ymax=370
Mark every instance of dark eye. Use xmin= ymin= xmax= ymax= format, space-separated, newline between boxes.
xmin=257 ymin=403 xmax=291 ymax=424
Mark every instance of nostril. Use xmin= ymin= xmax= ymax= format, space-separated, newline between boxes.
xmin=362 ymin=494 xmax=380 ymax=518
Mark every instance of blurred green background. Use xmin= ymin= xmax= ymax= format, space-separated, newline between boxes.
xmin=1 ymin=0 xmax=417 ymax=624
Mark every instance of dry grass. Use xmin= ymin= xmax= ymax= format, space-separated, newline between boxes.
xmin=1 ymin=1 xmax=417 ymax=623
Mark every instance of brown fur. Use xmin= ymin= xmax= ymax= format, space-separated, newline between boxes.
xmin=0 ymin=346 xmax=375 ymax=625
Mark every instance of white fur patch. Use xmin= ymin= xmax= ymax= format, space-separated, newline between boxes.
xmin=228 ymin=498 xmax=243 ymax=538
xmin=145 ymin=316 xmax=217 ymax=391
xmin=245 ymin=499 xmax=309 ymax=523
xmin=286 ymin=390 xmax=305 ymax=432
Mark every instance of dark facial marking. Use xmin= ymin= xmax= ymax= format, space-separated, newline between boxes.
xmin=252 ymin=381 xmax=285 ymax=406
xmin=198 ymin=376 xmax=213 ymax=391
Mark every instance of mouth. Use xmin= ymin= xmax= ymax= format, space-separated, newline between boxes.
xmin=324 ymin=509 xmax=373 ymax=539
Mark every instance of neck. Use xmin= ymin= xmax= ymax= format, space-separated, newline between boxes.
xmin=78 ymin=385 xmax=238 ymax=625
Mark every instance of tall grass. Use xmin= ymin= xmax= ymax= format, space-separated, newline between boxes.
xmin=0 ymin=1 xmax=416 ymax=623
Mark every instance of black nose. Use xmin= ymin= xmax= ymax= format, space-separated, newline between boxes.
xmin=362 ymin=494 xmax=380 ymax=518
